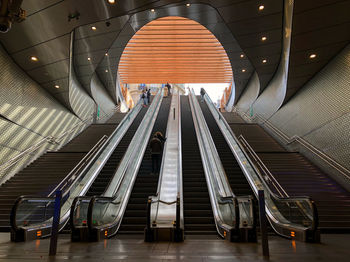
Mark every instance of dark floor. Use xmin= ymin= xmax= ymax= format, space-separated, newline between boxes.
xmin=0 ymin=233 xmax=349 ymax=261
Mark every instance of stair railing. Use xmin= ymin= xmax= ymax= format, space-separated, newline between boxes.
xmin=10 ymin=100 xmax=143 ymax=242
xmin=204 ymin=92 xmax=320 ymax=242
xmin=235 ymin=108 xmax=350 ymax=186
xmin=73 ymin=89 xmax=163 ymax=241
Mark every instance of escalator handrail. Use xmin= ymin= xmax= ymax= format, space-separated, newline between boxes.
xmin=11 ymin=101 xmax=143 ymax=239
xmin=188 ymin=89 xmax=239 ymax=238
xmin=203 ymin=92 xmax=319 ymax=239
xmin=48 ymin=135 xmax=108 ymax=198
xmin=150 ymin=90 xmax=184 ymax=232
xmin=86 ymin=89 xmax=164 ymax=238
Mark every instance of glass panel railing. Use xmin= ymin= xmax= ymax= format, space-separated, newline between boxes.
xmin=11 ymin=102 xmax=143 ymax=242
xmin=85 ymin=89 xmax=164 ymax=241
xmin=188 ymin=89 xmax=243 ymax=241
xmin=203 ymin=91 xmax=319 ymax=242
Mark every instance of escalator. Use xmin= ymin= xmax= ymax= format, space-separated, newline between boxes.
xmin=198 ymin=98 xmax=254 ymax=198
xmin=118 ymin=97 xmax=171 ymax=234
xmin=181 ymin=96 xmax=216 ymax=235
xmin=85 ymin=108 xmax=147 ymax=197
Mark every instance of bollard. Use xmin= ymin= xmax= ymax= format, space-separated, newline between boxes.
xmin=258 ymin=190 xmax=269 ymax=258
xmin=49 ymin=190 xmax=62 ymax=256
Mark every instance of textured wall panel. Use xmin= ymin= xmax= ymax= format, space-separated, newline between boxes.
xmin=0 ymin=44 xmax=85 ymax=181
xmin=251 ymin=0 xmax=294 ymax=119
xmin=235 ymin=71 xmax=260 ymax=113
xmin=69 ymin=32 xmax=96 ymax=121
xmin=269 ymin=44 xmax=350 ymax=170
xmin=91 ymin=73 xmax=116 ymax=122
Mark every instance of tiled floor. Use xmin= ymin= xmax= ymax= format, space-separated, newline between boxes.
xmin=0 ymin=233 xmax=349 ymax=261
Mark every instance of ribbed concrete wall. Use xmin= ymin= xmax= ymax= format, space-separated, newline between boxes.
xmin=269 ymin=44 xmax=350 ymax=173
xmin=0 ymin=44 xmax=86 ymax=181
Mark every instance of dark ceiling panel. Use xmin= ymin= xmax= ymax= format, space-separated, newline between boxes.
xmin=286 ymin=0 xmax=350 ymax=104
xmin=0 ymin=0 xmax=284 ymax=108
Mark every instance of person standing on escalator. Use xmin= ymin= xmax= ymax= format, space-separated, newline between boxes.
xmin=150 ymin=132 xmax=166 ymax=175
xmin=166 ymin=83 xmax=171 ymax=96
xmin=200 ymin=88 xmax=205 ymax=102
xmin=147 ymin=88 xmax=151 ymax=104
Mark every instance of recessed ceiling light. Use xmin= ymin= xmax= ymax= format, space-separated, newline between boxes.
xmin=262 ymin=59 xmax=267 ymax=63
xmin=105 ymin=70 xmax=109 ymax=73
xmin=151 ymin=9 xmax=155 ymax=12
xmin=108 ymin=0 xmax=115 ymax=4
xmin=30 ymin=56 xmax=38 ymax=62
xmin=91 ymin=26 xmax=97 ymax=30
xmin=259 ymin=5 xmax=265 ymax=11
xmin=309 ymin=54 xmax=317 ymax=59
xmin=242 ymin=69 xmax=246 ymax=73
xmin=55 ymin=85 xmax=60 ymax=89
xmin=240 ymin=54 xmax=244 ymax=58
xmin=105 ymin=53 xmax=108 ymax=56
xmin=88 ymin=57 xmax=91 ymax=61
xmin=186 ymin=3 xmax=191 ymax=7
xmin=261 ymin=36 xmax=267 ymax=41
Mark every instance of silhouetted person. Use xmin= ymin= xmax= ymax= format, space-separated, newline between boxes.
xmin=149 ymin=132 xmax=166 ymax=174
xmin=141 ymin=90 xmax=148 ymax=107
xmin=200 ymin=88 xmax=205 ymax=102
xmin=166 ymin=83 xmax=171 ymax=95
xmin=147 ymin=88 xmax=151 ymax=104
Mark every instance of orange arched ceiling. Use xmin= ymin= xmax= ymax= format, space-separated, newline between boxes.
xmin=118 ymin=16 xmax=233 ymax=84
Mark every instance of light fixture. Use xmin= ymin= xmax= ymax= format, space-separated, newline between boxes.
xmin=259 ymin=5 xmax=265 ymax=11
xmin=240 ymin=54 xmax=244 ymax=58
xmin=242 ymin=69 xmax=246 ymax=73
xmin=262 ymin=59 xmax=267 ymax=63
xmin=88 ymin=57 xmax=91 ymax=61
xmin=108 ymin=0 xmax=115 ymax=4
xmin=105 ymin=69 xmax=109 ymax=73
xmin=261 ymin=36 xmax=267 ymax=41
xmin=309 ymin=54 xmax=317 ymax=59
xmin=186 ymin=3 xmax=191 ymax=7
xmin=54 ymin=85 xmax=60 ymax=89
xmin=151 ymin=9 xmax=155 ymax=12
xmin=91 ymin=26 xmax=97 ymax=30
xmin=105 ymin=53 xmax=108 ymax=56
xmin=30 ymin=56 xmax=38 ymax=62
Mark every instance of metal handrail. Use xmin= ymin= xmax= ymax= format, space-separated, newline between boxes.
xmin=206 ymin=95 xmax=319 ymax=242
xmin=236 ymin=108 xmax=350 ymax=182
xmin=47 ymin=135 xmax=108 ymax=198
xmin=0 ymin=114 xmax=94 ymax=175
xmin=85 ymin=89 xmax=164 ymax=240
xmin=188 ymin=89 xmax=239 ymax=240
xmin=149 ymin=90 xmax=183 ymax=239
xmin=238 ymin=135 xmax=289 ymax=198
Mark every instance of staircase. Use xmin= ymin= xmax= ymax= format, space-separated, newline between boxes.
xmin=181 ymin=96 xmax=216 ymax=235
xmin=0 ymin=120 xmax=121 ymax=231
xmin=119 ymin=97 xmax=171 ymax=234
xmin=227 ymin=119 xmax=350 ymax=232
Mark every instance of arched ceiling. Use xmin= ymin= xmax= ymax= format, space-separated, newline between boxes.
xmin=0 ymin=0 xmax=348 ymax=111
xmin=118 ymin=16 xmax=232 ymax=84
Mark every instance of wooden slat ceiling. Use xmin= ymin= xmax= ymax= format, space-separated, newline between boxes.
xmin=118 ymin=16 xmax=233 ymax=84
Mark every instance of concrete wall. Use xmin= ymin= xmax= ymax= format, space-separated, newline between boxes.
xmin=0 ymin=44 xmax=87 ymax=182
xmin=269 ymin=44 xmax=350 ymax=176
